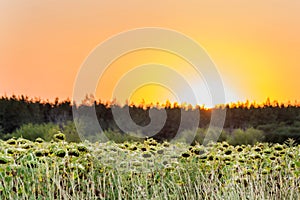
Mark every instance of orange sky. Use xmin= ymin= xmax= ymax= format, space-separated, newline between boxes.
xmin=0 ymin=1 xmax=299 ymax=106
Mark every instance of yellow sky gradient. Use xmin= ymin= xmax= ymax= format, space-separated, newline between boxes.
xmin=0 ymin=1 xmax=299 ymax=106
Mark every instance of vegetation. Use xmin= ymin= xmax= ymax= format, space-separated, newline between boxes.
xmin=3 ymin=122 xmax=81 ymax=143
xmin=1 ymin=95 xmax=299 ymax=199
xmin=1 ymin=95 xmax=300 ymax=144
xmin=0 ymin=134 xmax=299 ymax=199
xmin=3 ymin=123 xmax=266 ymax=146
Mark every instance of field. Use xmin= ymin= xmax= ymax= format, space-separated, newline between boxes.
xmin=0 ymin=134 xmax=299 ymax=200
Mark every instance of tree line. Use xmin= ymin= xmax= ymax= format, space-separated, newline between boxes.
xmin=0 ymin=95 xmax=300 ymax=143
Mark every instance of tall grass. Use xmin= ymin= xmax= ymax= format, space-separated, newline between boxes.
xmin=0 ymin=137 xmax=299 ymax=199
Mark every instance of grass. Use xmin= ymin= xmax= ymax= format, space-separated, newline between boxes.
xmin=0 ymin=136 xmax=299 ymax=199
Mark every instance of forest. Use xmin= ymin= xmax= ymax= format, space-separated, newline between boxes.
xmin=0 ymin=95 xmax=300 ymax=144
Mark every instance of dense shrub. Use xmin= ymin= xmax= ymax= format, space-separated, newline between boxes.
xmin=62 ymin=121 xmax=81 ymax=143
xmin=11 ymin=123 xmax=60 ymax=141
xmin=4 ymin=121 xmax=298 ymax=146
xmin=258 ymin=121 xmax=300 ymax=143
xmin=179 ymin=128 xmax=227 ymax=144
xmin=227 ymin=128 xmax=265 ymax=145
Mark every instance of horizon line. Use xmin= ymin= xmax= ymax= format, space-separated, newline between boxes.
xmin=1 ymin=94 xmax=300 ymax=109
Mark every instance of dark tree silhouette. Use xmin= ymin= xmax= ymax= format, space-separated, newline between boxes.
xmin=0 ymin=95 xmax=299 ymax=143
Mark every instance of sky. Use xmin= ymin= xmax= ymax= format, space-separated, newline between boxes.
xmin=0 ymin=0 xmax=300 ymax=106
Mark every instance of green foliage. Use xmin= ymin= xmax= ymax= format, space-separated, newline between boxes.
xmin=18 ymin=124 xmax=265 ymax=146
xmin=61 ymin=121 xmax=81 ymax=143
xmin=258 ymin=122 xmax=300 ymax=143
xmin=11 ymin=123 xmax=60 ymax=141
xmin=179 ymin=128 xmax=227 ymax=144
xmin=1 ymin=95 xmax=300 ymax=144
xmin=103 ymin=130 xmax=143 ymax=143
xmin=227 ymin=128 xmax=265 ymax=145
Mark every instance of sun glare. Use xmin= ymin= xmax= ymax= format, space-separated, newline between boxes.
xmin=128 ymin=83 xmax=178 ymax=106
xmin=95 ymin=48 xmax=232 ymax=107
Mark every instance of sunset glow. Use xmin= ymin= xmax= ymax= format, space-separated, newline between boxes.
xmin=1 ymin=1 xmax=300 ymax=106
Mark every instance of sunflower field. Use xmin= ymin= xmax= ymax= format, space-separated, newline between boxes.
xmin=0 ymin=134 xmax=299 ymax=199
